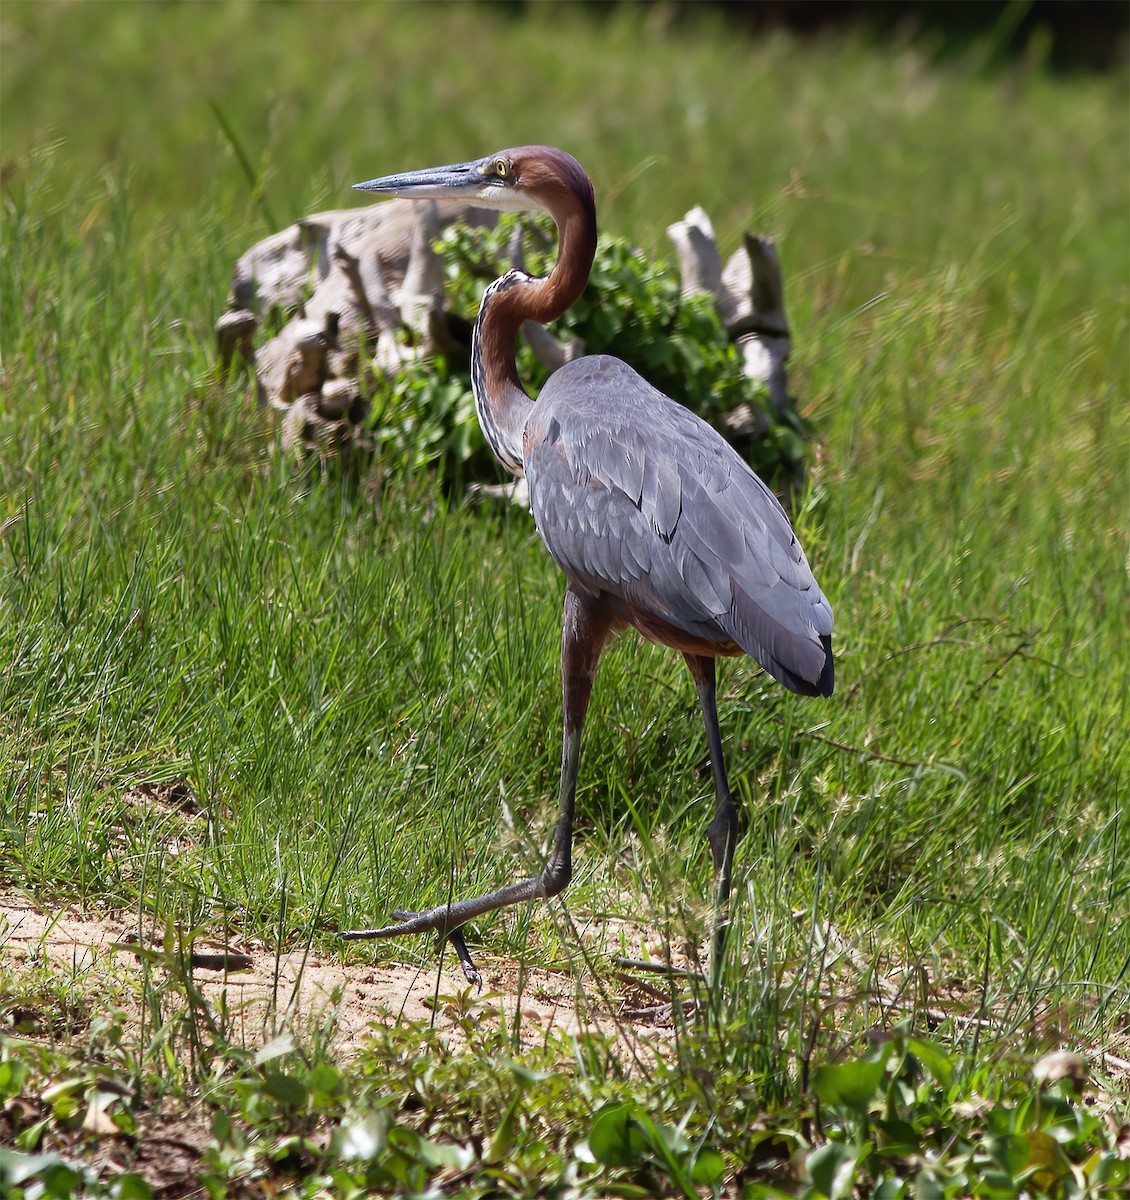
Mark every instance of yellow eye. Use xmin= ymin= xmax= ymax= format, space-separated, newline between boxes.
xmin=494 ymin=158 xmax=509 ymax=178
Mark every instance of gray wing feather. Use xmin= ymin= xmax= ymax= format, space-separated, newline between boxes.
xmin=524 ymin=356 xmax=833 ymax=692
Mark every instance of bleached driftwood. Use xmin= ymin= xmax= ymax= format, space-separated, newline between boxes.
xmin=220 ymin=200 xmax=497 ymax=445
xmin=666 ymin=209 xmax=793 ymax=433
xmin=230 ymin=200 xmax=496 ymax=316
xmin=217 ymin=197 xmax=804 ymax=480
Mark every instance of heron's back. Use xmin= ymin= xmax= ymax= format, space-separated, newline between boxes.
xmin=523 ymin=356 xmax=833 ymax=696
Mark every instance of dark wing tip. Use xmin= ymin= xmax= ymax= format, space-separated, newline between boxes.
xmin=815 ymin=633 xmax=834 ymax=697
xmin=778 ymin=633 xmax=834 ymax=698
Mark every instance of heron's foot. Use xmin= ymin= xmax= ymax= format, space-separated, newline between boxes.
xmin=389 ymin=909 xmax=483 ymax=990
xmin=340 ymin=904 xmax=451 ymax=940
xmin=445 ymin=927 xmax=483 ymax=991
xmin=340 ymin=906 xmax=483 ymax=991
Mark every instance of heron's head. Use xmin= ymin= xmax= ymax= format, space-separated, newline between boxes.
xmin=354 ymin=145 xmax=594 ymax=221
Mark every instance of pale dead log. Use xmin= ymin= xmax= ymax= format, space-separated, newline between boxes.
xmin=727 ymin=232 xmax=790 ymax=336
xmin=229 ymin=200 xmax=496 ymax=316
xmin=331 ymin=241 xmax=380 ymax=342
xmin=223 ymin=197 xmax=808 ymax=500
xmin=230 ymin=209 xmax=378 ymax=315
xmin=396 ymin=199 xmax=445 ymax=340
xmin=256 ymin=313 xmax=340 ymax=411
xmin=215 ymin=308 xmax=257 ymax=374
xmin=280 ymin=380 xmax=366 ymax=456
xmin=236 ymin=239 xmax=373 ymax=407
xmin=467 ymin=477 xmax=531 ymax=509
xmin=330 ymin=237 xmax=412 ymax=376
xmin=666 ymin=207 xmax=731 ymax=321
xmin=223 ymin=201 xmax=496 ymax=409
xmin=724 ymin=233 xmax=792 ymax=424
xmin=315 ymin=378 xmax=364 ymax=421
xmin=668 ymin=211 xmax=794 ymax=427
xmin=521 ymin=322 xmax=585 ymax=371
xmin=386 ymin=198 xmax=475 ymax=369
xmin=336 ymin=233 xmax=400 ymax=335
xmin=281 ymin=394 xmax=327 ymax=454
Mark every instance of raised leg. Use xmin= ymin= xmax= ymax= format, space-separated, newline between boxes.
xmin=342 ymin=587 xmax=614 ymax=987
xmin=683 ymin=653 xmax=739 ymax=966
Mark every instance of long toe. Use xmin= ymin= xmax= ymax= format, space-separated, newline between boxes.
xmin=447 ymin=928 xmax=483 ymax=991
xmin=341 ymin=909 xmax=440 ymax=940
xmin=340 ymin=922 xmax=412 ymax=941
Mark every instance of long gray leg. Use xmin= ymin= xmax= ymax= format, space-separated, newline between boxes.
xmin=343 ymin=587 xmax=613 ymax=987
xmin=683 ymin=653 xmax=739 ymax=965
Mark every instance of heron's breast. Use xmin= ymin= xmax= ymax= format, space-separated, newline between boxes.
xmin=604 ymin=595 xmax=743 ymax=659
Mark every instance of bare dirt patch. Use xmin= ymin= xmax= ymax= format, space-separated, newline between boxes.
xmin=2 ymin=890 xmax=679 ymax=1193
xmin=0 ymin=890 xmax=673 ymax=1057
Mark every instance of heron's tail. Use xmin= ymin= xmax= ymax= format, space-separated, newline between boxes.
xmin=725 ymin=585 xmax=834 ymax=698
xmin=778 ymin=633 xmax=833 ymax=698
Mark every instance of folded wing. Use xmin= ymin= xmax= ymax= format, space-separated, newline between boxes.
xmin=524 ymin=356 xmax=834 ymax=696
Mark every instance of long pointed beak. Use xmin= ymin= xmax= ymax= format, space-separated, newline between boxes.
xmin=353 ymin=159 xmax=486 ymax=201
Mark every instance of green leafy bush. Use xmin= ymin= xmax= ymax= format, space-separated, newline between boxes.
xmin=366 ymin=214 xmax=809 ymax=492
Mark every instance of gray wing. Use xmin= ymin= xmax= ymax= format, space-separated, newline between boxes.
xmin=523 ymin=356 xmax=833 ymax=696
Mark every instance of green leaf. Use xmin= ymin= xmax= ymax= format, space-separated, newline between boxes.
xmin=42 ymin=1160 xmax=84 ymax=1198
xmin=336 ymin=1111 xmax=388 ymax=1162
xmin=111 ymin=1172 xmax=154 ymax=1199
xmin=0 ymin=1058 xmax=30 ymax=1100
xmin=40 ymin=1077 xmax=85 ymax=1105
xmin=906 ymin=1036 xmax=954 ymax=1089
xmin=874 ymin=1117 xmax=920 ymax=1156
xmin=254 ymin=1032 xmax=296 ymax=1064
xmin=210 ymin=1109 xmax=233 ymax=1146
xmin=261 ymin=1071 xmax=307 ymax=1109
xmin=268 ymin=1134 xmax=305 ymax=1162
xmin=911 ymin=1167 xmax=947 ymax=1200
xmin=487 ymin=1093 xmax=522 ymax=1162
xmin=415 ymin=1138 xmax=475 ymax=1171
xmin=588 ymin=1101 xmax=651 ymax=1168
xmin=812 ymin=1054 xmax=889 ymax=1110
xmin=1086 ymin=1153 xmax=1129 ymax=1187
xmin=1 ymin=1148 xmax=66 ymax=1187
xmin=504 ymin=1059 xmax=553 ymax=1086
xmin=985 ymin=1131 xmax=1029 ymax=1176
xmin=306 ymin=1062 xmax=345 ymax=1102
xmin=1021 ymin=1129 xmax=1072 ymax=1190
xmin=690 ymin=1147 xmax=726 ymax=1187
xmin=807 ymin=1141 xmax=857 ymax=1199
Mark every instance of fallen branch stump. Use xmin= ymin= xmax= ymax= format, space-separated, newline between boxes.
xmin=217 ymin=197 xmax=808 ymax=487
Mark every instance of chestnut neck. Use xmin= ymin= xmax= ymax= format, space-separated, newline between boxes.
xmin=470 ymin=187 xmax=597 ymax=474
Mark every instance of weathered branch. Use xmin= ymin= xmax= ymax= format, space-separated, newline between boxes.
xmin=668 ymin=211 xmax=795 ymax=429
xmin=218 ymin=199 xmax=808 ymax=493
xmin=667 ymin=207 xmax=730 ymax=318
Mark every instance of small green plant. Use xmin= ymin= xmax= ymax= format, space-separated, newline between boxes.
xmin=4 ymin=1016 xmax=1125 ymax=1199
xmin=366 ymin=213 xmax=807 ymax=490
xmin=805 ymin=1025 xmax=1128 ymax=1198
xmin=588 ymin=1099 xmax=726 ymax=1199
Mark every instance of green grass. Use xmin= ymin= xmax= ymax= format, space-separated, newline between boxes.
xmin=2 ymin=0 xmax=1128 ymax=1193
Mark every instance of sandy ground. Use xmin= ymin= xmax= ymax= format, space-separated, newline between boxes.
xmin=0 ymin=889 xmax=679 ymax=1059
xmin=1 ymin=887 xmax=693 ymax=1194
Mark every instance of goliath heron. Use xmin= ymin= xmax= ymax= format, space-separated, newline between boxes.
xmin=342 ymin=146 xmax=834 ymax=986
